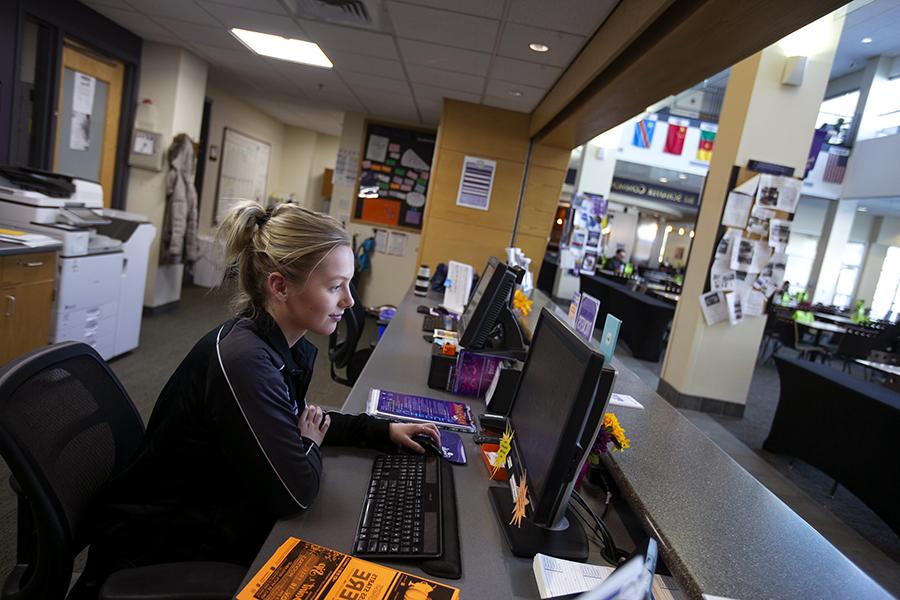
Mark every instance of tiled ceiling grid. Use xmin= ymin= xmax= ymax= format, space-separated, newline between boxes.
xmin=79 ymin=0 xmax=618 ymax=135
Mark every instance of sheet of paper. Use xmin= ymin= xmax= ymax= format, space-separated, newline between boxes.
xmin=755 ymin=174 xmax=782 ymax=208
xmin=710 ymin=259 xmax=736 ymax=292
xmin=610 ymin=393 xmax=644 ymax=409
xmin=69 ymin=112 xmax=90 ymax=150
xmin=747 ymin=205 xmax=775 ymax=237
xmin=715 ymin=228 xmax=741 ymax=261
xmin=776 ymin=177 xmax=802 ymax=213
xmin=721 ymin=191 xmax=753 ymax=228
xmin=456 ymin=156 xmax=496 ymax=211
xmin=743 ymin=289 xmax=768 ymax=316
xmin=374 ymin=229 xmax=388 ymax=253
xmin=700 ymin=291 xmax=729 ymax=326
xmin=533 ymin=553 xmax=614 ymax=598
xmin=365 ymin=134 xmax=389 ymax=162
xmin=734 ymin=174 xmax=760 ymax=196
xmin=72 ymin=71 xmax=96 ymax=114
xmin=442 ymin=260 xmax=473 ymax=314
xmin=730 ymin=237 xmax=757 ymax=272
xmin=725 ymin=291 xmax=743 ymax=325
xmin=401 ymin=148 xmax=430 ymax=170
xmin=386 ymin=231 xmax=406 ymax=256
xmin=754 ymin=251 xmax=786 ymax=297
xmin=750 ymin=241 xmax=772 ymax=274
xmin=567 ymin=291 xmax=581 ymax=325
xmin=769 ymin=218 xmax=791 ymax=248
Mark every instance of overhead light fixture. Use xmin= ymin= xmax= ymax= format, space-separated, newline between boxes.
xmin=861 ymin=37 xmax=873 ymax=44
xmin=556 ymin=218 xmax=563 ymax=225
xmin=858 ymin=207 xmax=868 ymax=212
xmin=689 ymin=230 xmax=695 ymax=238
xmin=659 ymin=177 xmax=669 ymax=183
xmin=678 ymin=173 xmax=687 ymax=180
xmin=666 ymin=225 xmax=673 ymax=233
xmin=231 ymin=28 xmax=333 ymax=68
xmin=529 ymin=42 xmax=549 ymax=53
xmin=678 ymin=227 xmax=685 ymax=236
xmin=508 ymin=89 xmax=523 ymax=97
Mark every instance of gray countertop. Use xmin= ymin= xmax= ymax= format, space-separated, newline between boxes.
xmin=0 ymin=240 xmax=61 ymax=256
xmin=243 ymin=288 xmax=891 ymax=599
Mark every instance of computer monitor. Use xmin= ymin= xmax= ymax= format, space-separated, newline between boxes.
xmin=458 ymin=257 xmax=525 ymax=356
xmin=489 ymin=306 xmax=615 ymax=560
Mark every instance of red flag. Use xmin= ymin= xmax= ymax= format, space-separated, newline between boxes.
xmin=664 ymin=118 xmax=690 ymax=155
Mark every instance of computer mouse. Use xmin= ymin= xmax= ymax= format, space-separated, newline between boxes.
xmin=416 ymin=305 xmax=431 ymax=314
xmin=409 ymin=433 xmax=445 ymax=458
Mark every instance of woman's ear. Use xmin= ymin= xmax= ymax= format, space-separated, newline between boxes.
xmin=267 ymin=272 xmax=289 ymax=303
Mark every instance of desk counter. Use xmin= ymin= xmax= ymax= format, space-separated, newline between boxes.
xmin=244 ymin=289 xmax=890 ymax=599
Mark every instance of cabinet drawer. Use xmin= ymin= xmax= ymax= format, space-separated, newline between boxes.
xmin=1 ymin=252 xmax=57 ymax=286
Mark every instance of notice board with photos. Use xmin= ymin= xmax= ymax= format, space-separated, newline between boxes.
xmin=354 ymin=122 xmax=436 ymax=231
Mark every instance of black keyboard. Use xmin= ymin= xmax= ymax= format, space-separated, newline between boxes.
xmin=353 ymin=454 xmax=443 ymax=559
xmin=422 ymin=314 xmax=458 ymax=332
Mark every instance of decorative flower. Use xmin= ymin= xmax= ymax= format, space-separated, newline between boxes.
xmin=589 ymin=412 xmax=630 ymax=463
xmin=513 ymin=289 xmax=533 ymax=316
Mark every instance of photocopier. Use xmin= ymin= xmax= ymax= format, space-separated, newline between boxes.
xmin=0 ymin=167 xmax=156 ymax=360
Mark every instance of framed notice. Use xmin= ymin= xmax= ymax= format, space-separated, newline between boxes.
xmin=354 ymin=122 xmax=436 ymax=230
xmin=456 ymin=156 xmax=496 ymax=210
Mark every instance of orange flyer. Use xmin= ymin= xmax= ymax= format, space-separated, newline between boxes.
xmin=236 ymin=537 xmax=460 ymax=600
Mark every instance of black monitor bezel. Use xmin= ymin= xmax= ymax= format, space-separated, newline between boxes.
xmin=507 ymin=307 xmax=611 ymax=527
xmin=458 ymin=257 xmax=515 ymax=349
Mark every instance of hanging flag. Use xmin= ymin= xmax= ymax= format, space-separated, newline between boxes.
xmin=804 ymin=127 xmax=828 ymax=178
xmin=822 ymin=146 xmax=850 ymax=184
xmin=696 ymin=123 xmax=717 ymax=161
xmin=632 ymin=118 xmax=657 ymax=148
xmin=664 ymin=117 xmax=690 ymax=155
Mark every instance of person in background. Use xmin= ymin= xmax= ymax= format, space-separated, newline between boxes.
xmin=608 ymin=248 xmax=627 ymax=272
xmin=72 ymin=201 xmax=439 ymax=598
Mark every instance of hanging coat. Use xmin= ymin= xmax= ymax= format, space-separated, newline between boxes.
xmin=162 ymin=133 xmax=198 ymax=264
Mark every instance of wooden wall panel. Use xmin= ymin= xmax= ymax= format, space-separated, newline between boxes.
xmin=440 ymin=100 xmax=530 ymax=160
xmin=517 ymin=164 xmax=566 ymax=239
xmin=419 ymin=215 xmax=512 ymax=271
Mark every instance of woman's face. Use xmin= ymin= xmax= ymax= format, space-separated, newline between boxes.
xmin=283 ymin=245 xmax=355 ymax=337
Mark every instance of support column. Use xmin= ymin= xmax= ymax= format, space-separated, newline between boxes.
xmin=648 ymin=218 xmax=667 ymax=268
xmin=658 ymin=11 xmax=844 ymax=415
xmin=812 ymin=199 xmax=858 ymax=304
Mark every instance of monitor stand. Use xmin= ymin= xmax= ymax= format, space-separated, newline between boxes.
xmin=479 ymin=306 xmax=528 ymax=361
xmin=488 ymin=486 xmax=588 ymax=561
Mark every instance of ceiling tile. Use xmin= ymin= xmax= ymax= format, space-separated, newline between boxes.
xmin=389 ymin=0 xmax=504 ymax=19
xmin=327 ymin=51 xmax=406 ymax=79
xmin=343 ymin=71 xmax=411 ymax=94
xmin=268 ymin=59 xmax=348 ymax=89
xmin=412 ymin=83 xmax=480 ymax=104
xmin=82 ymin=4 xmax=175 ymax=40
xmin=190 ymin=43 xmax=267 ymax=69
xmin=506 ymin=0 xmax=617 ymax=36
xmin=484 ymin=78 xmax=545 ymax=107
xmin=386 ymin=3 xmax=499 ymax=53
xmin=396 ymin=39 xmax=491 ymax=76
xmin=491 ymin=56 xmax=562 ymax=88
xmin=497 ymin=22 xmax=586 ymax=68
xmin=297 ymin=19 xmax=399 ymax=60
xmin=202 ymin=0 xmax=289 ymax=15
xmin=197 ymin=2 xmax=308 ymax=38
xmin=133 ymin=0 xmax=216 ymax=26
xmin=159 ymin=19 xmax=246 ymax=49
xmin=483 ymin=94 xmax=538 ymax=114
xmin=406 ymin=64 xmax=484 ymax=94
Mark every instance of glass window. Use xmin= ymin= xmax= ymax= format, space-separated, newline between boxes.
xmin=784 ymin=232 xmax=818 ymax=291
xmin=815 ymin=90 xmax=859 ymax=144
xmin=832 ymin=241 xmax=865 ymax=308
xmin=873 ymin=77 xmax=900 ymax=137
xmin=871 ymin=246 xmax=900 ymax=321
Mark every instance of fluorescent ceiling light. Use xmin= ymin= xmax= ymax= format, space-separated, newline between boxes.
xmin=861 ymin=37 xmax=873 ymax=44
xmin=508 ymin=89 xmax=523 ymax=97
xmin=659 ymin=176 xmax=669 ymax=183
xmin=231 ymin=28 xmax=332 ymax=68
xmin=529 ymin=42 xmax=549 ymax=52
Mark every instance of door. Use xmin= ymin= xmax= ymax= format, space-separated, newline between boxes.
xmin=53 ymin=39 xmax=125 ymax=208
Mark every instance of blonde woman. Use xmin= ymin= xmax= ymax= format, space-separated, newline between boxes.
xmin=75 ymin=202 xmax=439 ymax=596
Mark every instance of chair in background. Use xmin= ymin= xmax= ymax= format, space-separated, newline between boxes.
xmin=329 ymin=282 xmax=373 ymax=387
xmin=823 ymin=326 xmax=876 ymax=374
xmin=0 ymin=342 xmax=246 ymax=600
xmin=784 ymin=321 xmax=827 ymax=362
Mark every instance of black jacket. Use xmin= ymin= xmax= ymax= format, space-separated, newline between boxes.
xmin=86 ymin=311 xmax=391 ymax=575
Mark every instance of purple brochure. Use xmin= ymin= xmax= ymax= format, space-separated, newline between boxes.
xmin=574 ymin=292 xmax=600 ymax=342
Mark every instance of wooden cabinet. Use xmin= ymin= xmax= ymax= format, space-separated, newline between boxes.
xmin=0 ymin=251 xmax=57 ymax=365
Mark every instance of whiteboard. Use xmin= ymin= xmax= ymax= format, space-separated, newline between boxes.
xmin=213 ymin=127 xmax=271 ymax=224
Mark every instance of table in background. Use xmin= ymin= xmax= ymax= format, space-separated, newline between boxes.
xmin=765 ymin=355 xmax=900 ymax=536
xmin=579 ymin=274 xmax=674 ymax=361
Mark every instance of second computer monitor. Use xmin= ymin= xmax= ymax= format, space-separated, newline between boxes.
xmin=458 ymin=257 xmax=516 ymax=350
xmin=509 ymin=307 xmax=612 ymax=528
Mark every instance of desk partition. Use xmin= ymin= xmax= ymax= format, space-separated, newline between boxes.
xmin=241 ymin=288 xmax=891 ymax=599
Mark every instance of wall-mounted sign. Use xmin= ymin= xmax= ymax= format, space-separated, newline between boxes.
xmin=610 ymin=176 xmax=700 ymax=206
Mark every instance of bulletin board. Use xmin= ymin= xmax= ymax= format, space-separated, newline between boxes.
xmin=354 ymin=121 xmax=436 ymax=231
xmin=213 ymin=127 xmax=271 ymax=225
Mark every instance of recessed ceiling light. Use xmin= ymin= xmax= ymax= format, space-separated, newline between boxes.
xmin=861 ymin=37 xmax=873 ymax=44
xmin=689 ymin=230 xmax=695 ymax=238
xmin=508 ymin=89 xmax=523 ymax=97
xmin=678 ymin=227 xmax=685 ymax=236
xmin=659 ymin=177 xmax=669 ymax=183
xmin=529 ymin=42 xmax=550 ymax=53
xmin=858 ymin=207 xmax=868 ymax=212
xmin=678 ymin=173 xmax=687 ymax=180
xmin=231 ymin=28 xmax=332 ymax=68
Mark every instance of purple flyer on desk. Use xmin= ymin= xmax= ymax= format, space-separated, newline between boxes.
xmin=574 ymin=292 xmax=600 ymax=342
xmin=367 ymin=388 xmax=476 ymax=432
xmin=451 ymin=351 xmax=504 ymax=398
xmin=439 ymin=430 xmax=467 ymax=465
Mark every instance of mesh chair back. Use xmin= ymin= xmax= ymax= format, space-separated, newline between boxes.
xmin=329 ymin=283 xmax=366 ymax=371
xmin=0 ymin=342 xmax=145 ymax=599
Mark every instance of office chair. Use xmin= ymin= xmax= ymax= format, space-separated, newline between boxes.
xmin=329 ymin=282 xmax=373 ymax=387
xmin=0 ymin=342 xmax=246 ymax=600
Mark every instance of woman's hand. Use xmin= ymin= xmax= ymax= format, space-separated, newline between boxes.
xmin=298 ymin=405 xmax=330 ymax=448
xmin=389 ymin=422 xmax=441 ymax=454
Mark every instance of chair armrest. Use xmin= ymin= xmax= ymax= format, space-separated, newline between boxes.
xmin=99 ymin=562 xmax=247 ymax=600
